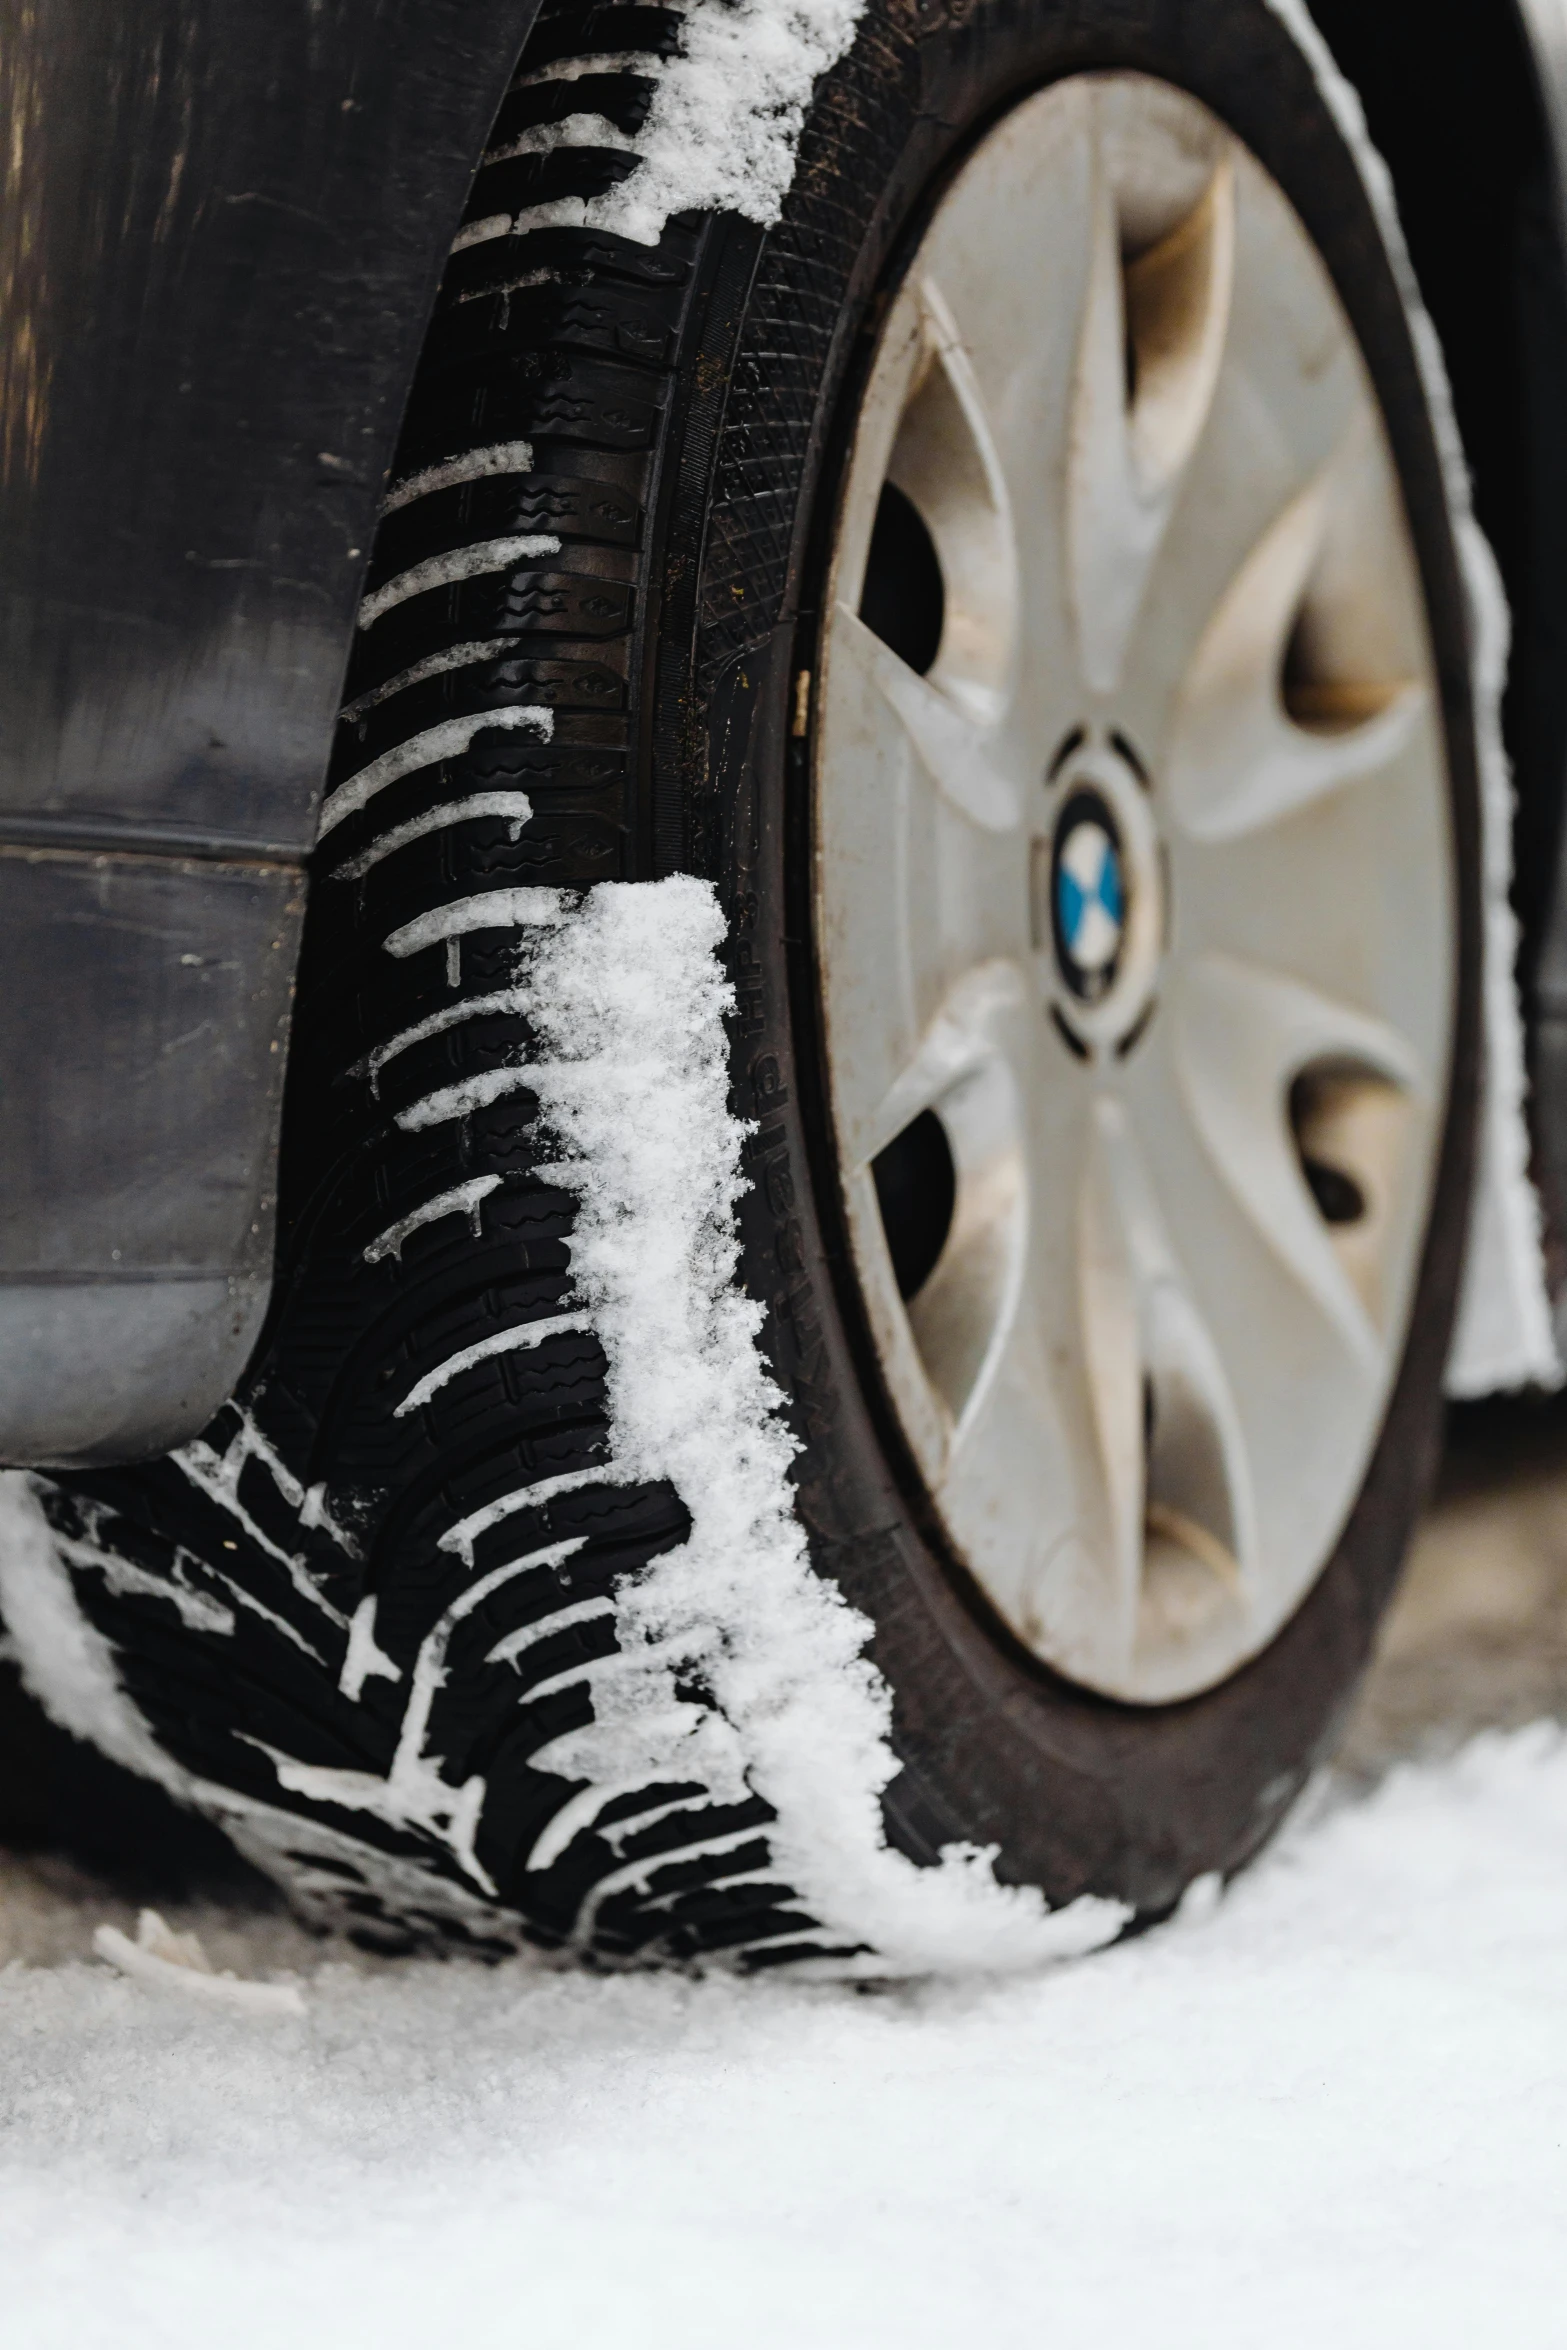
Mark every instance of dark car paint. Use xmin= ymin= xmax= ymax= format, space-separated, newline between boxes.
xmin=0 ymin=0 xmax=539 ymax=1461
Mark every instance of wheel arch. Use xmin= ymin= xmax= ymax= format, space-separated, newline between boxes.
xmin=1311 ymin=0 xmax=1567 ymax=1322
xmin=0 ymin=0 xmax=541 ymax=1463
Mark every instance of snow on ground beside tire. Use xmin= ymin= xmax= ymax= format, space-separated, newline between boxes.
xmin=2 ymin=1725 xmax=1565 ymax=2350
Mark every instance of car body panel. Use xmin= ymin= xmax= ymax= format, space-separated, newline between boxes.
xmin=0 ymin=0 xmax=539 ymax=1460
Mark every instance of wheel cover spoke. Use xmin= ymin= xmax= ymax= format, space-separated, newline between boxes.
xmin=1068 ymin=101 xmax=1235 ymax=694
xmin=1167 ymin=419 xmax=1430 ymax=846
xmin=829 ymin=602 xmax=1021 ymax=835
xmin=814 ymin=73 xmax=1455 ymax=1702
xmin=1173 ymin=953 xmax=1426 ymax=1363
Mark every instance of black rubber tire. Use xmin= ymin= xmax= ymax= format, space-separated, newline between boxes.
xmin=32 ymin=0 xmax=1481 ymax=1958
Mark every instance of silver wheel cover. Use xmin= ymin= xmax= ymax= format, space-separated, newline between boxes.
xmin=814 ymin=74 xmax=1455 ymax=1704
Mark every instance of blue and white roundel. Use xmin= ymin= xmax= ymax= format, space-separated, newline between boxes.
xmin=1055 ymin=814 xmax=1125 ymax=990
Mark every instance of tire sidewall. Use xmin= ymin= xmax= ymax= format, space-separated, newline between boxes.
xmin=686 ymin=0 xmax=1482 ymax=1911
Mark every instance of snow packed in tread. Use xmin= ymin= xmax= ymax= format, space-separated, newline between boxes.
xmin=31 ymin=15 xmax=821 ymax=1969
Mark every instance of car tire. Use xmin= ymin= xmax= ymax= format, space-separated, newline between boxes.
xmin=19 ymin=0 xmax=1481 ymax=1961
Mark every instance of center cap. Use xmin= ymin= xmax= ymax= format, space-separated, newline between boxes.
xmin=1051 ymin=789 xmax=1127 ymax=1003
xmin=1036 ymin=735 xmax=1165 ymax=1056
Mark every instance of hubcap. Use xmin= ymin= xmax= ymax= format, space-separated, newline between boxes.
xmin=813 ymin=74 xmax=1454 ymax=1703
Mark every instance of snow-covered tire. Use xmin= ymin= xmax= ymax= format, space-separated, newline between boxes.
xmin=12 ymin=0 xmax=1480 ymax=1964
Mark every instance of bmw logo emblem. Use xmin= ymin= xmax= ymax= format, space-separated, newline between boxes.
xmin=1050 ymin=789 xmax=1127 ymax=1003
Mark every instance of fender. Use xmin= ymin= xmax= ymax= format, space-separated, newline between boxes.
xmin=1514 ymin=0 xmax=1567 ymax=1317
xmin=0 ymin=0 xmax=540 ymax=1462
xmin=1290 ymin=0 xmax=1567 ymax=1369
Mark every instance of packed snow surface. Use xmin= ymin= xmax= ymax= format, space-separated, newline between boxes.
xmin=2 ymin=1725 xmax=1565 ymax=2348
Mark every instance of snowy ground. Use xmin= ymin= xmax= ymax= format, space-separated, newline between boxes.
xmin=3 ymin=1402 xmax=1566 ymax=2349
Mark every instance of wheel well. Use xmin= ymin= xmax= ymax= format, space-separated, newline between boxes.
xmin=1312 ymin=0 xmax=1567 ymax=969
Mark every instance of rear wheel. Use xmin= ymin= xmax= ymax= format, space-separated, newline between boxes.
xmin=15 ymin=0 xmax=1479 ymax=1960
